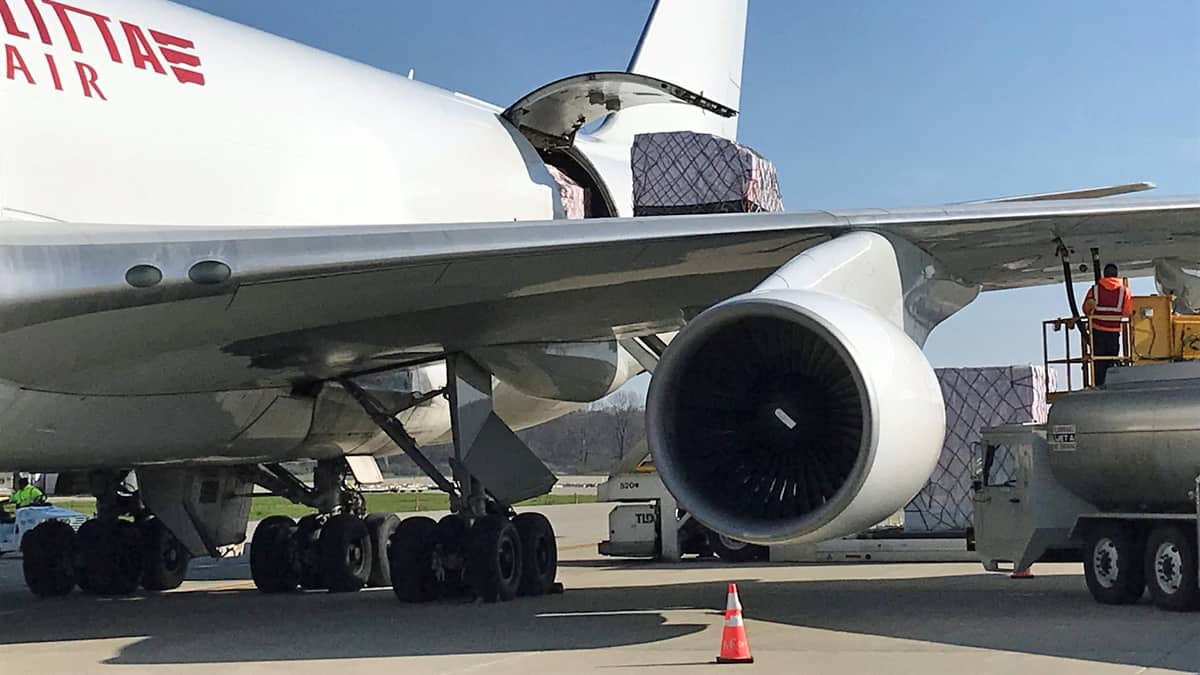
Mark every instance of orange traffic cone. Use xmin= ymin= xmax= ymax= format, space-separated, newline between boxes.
xmin=716 ymin=583 xmax=754 ymax=664
xmin=1010 ymin=567 xmax=1034 ymax=579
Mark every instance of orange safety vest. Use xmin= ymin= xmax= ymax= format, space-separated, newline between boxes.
xmin=1084 ymin=277 xmax=1132 ymax=333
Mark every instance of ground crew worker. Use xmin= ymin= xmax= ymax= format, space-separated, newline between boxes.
xmin=1 ymin=477 xmax=44 ymax=521
xmin=4 ymin=476 xmax=45 ymax=509
xmin=1082 ymin=263 xmax=1133 ymax=386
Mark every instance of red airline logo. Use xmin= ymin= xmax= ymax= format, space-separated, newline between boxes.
xmin=2 ymin=0 xmax=204 ymax=100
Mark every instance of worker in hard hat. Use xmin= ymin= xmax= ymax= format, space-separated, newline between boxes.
xmin=1082 ymin=263 xmax=1133 ymax=386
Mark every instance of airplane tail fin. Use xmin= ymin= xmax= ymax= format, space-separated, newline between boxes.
xmin=593 ymin=0 xmax=748 ymax=142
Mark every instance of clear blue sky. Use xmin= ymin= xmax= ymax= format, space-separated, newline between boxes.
xmin=178 ymin=0 xmax=1200 ymax=369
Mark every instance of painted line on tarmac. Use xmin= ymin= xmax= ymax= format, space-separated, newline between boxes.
xmin=559 ymin=543 xmax=600 ymax=551
xmin=537 ymin=610 xmax=674 ymax=618
xmin=444 ymin=653 xmax=528 ymax=674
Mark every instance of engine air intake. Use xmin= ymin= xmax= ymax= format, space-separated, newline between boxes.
xmin=667 ymin=315 xmax=864 ymax=523
xmin=647 ymin=290 xmax=945 ymax=545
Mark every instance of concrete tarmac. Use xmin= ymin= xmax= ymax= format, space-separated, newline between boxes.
xmin=1 ymin=504 xmax=1198 ymax=674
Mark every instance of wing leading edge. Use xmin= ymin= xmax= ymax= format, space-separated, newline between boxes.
xmin=0 ymin=196 xmax=1197 ymax=394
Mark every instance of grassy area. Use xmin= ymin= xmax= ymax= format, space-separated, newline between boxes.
xmin=51 ymin=492 xmax=595 ymax=520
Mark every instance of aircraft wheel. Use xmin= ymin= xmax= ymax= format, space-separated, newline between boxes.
xmin=1145 ymin=525 xmax=1200 ymax=612
xmin=390 ymin=516 xmax=439 ymax=602
xmin=436 ymin=515 xmax=469 ymax=598
xmin=21 ymin=519 xmax=76 ymax=597
xmin=466 ymin=514 xmax=522 ymax=603
xmin=364 ymin=513 xmax=400 ymax=588
xmin=294 ymin=515 xmax=324 ymax=590
xmin=250 ymin=515 xmax=299 ymax=593
xmin=320 ymin=514 xmax=372 ymax=593
xmin=1083 ymin=522 xmax=1144 ymax=605
xmin=75 ymin=519 xmax=142 ymax=596
xmin=513 ymin=512 xmax=557 ymax=596
xmin=140 ymin=518 xmax=191 ymax=592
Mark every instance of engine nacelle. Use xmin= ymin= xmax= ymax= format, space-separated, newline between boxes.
xmin=646 ymin=289 xmax=945 ymax=544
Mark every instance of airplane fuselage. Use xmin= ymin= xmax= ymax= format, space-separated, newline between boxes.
xmin=0 ymin=0 xmax=646 ymax=470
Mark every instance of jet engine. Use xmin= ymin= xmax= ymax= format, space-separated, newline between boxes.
xmin=646 ymin=289 xmax=945 ymax=545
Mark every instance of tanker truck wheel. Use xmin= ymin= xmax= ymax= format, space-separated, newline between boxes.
xmin=1083 ymin=523 xmax=1144 ymax=604
xmin=1145 ymin=525 xmax=1200 ymax=612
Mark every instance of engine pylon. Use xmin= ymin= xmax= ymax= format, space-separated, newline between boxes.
xmin=716 ymin=583 xmax=754 ymax=664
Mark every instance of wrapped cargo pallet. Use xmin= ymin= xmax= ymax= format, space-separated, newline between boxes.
xmin=631 ymin=132 xmax=784 ymax=216
xmin=546 ymin=165 xmax=586 ymax=220
xmin=903 ymin=365 xmax=1055 ymax=534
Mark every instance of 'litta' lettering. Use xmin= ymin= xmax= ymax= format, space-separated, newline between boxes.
xmin=1 ymin=0 xmax=205 ymax=100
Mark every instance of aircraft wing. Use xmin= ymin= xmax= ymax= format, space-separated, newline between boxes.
xmin=1 ymin=196 xmax=1197 ymax=395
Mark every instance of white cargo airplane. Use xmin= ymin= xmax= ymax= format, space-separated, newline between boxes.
xmin=1 ymin=0 xmax=1197 ymax=601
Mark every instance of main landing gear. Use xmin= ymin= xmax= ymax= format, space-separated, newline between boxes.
xmin=249 ymin=458 xmax=392 ymax=593
xmin=22 ymin=471 xmax=192 ymax=597
xmin=336 ymin=354 xmax=563 ymax=604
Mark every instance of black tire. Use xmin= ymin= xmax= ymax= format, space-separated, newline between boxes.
xmin=436 ymin=515 xmax=469 ymax=597
xmin=1083 ymin=522 xmax=1145 ymax=605
xmin=21 ymin=519 xmax=76 ymax=597
xmin=437 ymin=514 xmax=469 ymax=555
xmin=319 ymin=514 xmax=372 ymax=593
xmin=295 ymin=515 xmax=324 ymax=590
xmin=709 ymin=532 xmax=767 ymax=563
xmin=74 ymin=518 xmax=102 ymax=595
xmin=513 ymin=512 xmax=557 ymax=596
xmin=250 ymin=515 xmax=300 ymax=594
xmin=1145 ymin=524 xmax=1200 ymax=612
xmin=466 ymin=515 xmax=522 ymax=603
xmin=140 ymin=518 xmax=191 ymax=592
xmin=364 ymin=513 xmax=400 ymax=588
xmin=75 ymin=519 xmax=142 ymax=596
xmin=390 ymin=516 xmax=439 ymax=602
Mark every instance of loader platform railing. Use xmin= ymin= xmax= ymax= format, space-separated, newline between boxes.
xmin=1042 ymin=314 xmax=1132 ymax=397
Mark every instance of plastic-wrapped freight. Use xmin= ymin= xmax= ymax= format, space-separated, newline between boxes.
xmin=902 ymin=365 xmax=1054 ymax=534
xmin=546 ymin=165 xmax=586 ymax=220
xmin=631 ymin=132 xmax=784 ymax=216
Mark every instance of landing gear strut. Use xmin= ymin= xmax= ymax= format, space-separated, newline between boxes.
xmin=342 ymin=354 xmax=562 ymax=604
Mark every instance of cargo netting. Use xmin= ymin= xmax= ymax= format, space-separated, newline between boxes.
xmin=903 ymin=365 xmax=1054 ymax=534
xmin=631 ymin=132 xmax=784 ymax=216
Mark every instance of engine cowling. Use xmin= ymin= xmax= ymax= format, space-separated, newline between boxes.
xmin=646 ymin=289 xmax=945 ymax=544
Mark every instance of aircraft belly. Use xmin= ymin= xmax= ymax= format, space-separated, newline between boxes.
xmin=0 ymin=380 xmax=311 ymax=470
xmin=0 ymin=367 xmax=588 ymax=471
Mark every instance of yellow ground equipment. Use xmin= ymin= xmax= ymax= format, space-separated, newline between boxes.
xmin=1044 ymin=289 xmax=1200 ymax=394
xmin=1129 ymin=294 xmax=1200 ymax=362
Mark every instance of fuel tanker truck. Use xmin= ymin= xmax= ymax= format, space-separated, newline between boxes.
xmin=973 ymin=292 xmax=1200 ymax=612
